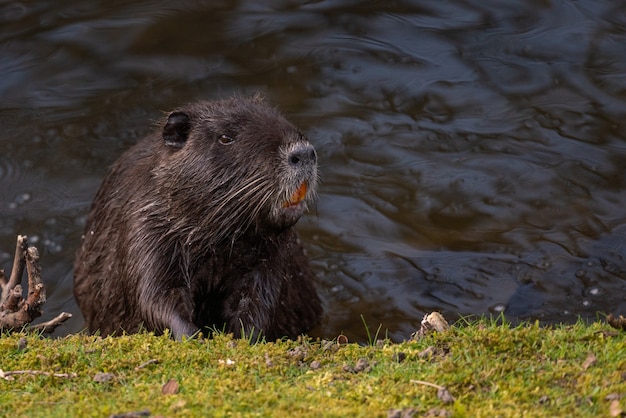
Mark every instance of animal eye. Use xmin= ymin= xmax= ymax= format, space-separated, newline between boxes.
xmin=218 ymin=134 xmax=234 ymax=145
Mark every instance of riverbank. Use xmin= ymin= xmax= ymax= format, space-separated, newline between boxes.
xmin=1 ymin=318 xmax=624 ymax=417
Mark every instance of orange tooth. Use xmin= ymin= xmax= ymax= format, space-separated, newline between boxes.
xmin=283 ymin=182 xmax=307 ymax=208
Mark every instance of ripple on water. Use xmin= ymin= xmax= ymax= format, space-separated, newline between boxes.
xmin=1 ymin=0 xmax=626 ymax=341
xmin=0 ymin=156 xmax=29 ymax=182
xmin=0 ymin=157 xmax=37 ymax=214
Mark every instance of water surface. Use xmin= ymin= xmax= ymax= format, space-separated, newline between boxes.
xmin=1 ymin=0 xmax=625 ymax=341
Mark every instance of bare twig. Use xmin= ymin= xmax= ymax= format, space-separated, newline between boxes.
xmin=0 ymin=369 xmax=77 ymax=380
xmin=6 ymin=235 xmax=28 ymax=296
xmin=410 ymin=380 xmax=444 ymax=390
xmin=2 ymin=285 xmax=23 ymax=312
xmin=26 ymin=246 xmax=45 ymax=302
xmin=135 ymin=359 xmax=159 ymax=371
xmin=411 ymin=380 xmax=456 ymax=404
xmin=30 ymin=312 xmax=73 ymax=334
xmin=0 ymin=268 xmax=7 ymax=287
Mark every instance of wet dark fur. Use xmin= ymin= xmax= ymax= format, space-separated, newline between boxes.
xmin=73 ymin=96 xmax=322 ymax=340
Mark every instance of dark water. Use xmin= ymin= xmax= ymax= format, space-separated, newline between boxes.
xmin=1 ymin=0 xmax=625 ymax=342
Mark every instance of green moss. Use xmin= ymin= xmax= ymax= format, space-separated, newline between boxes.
xmin=0 ymin=319 xmax=624 ymax=417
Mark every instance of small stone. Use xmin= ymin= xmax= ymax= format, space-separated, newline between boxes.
xmin=321 ymin=340 xmax=334 ymax=351
xmin=424 ymin=408 xmax=451 ymax=417
xmin=388 ymin=409 xmax=402 ymax=418
xmin=354 ymin=358 xmax=370 ymax=373
xmin=287 ymin=346 xmax=308 ymax=361
xmin=605 ymin=393 xmax=621 ymax=401
xmin=17 ymin=338 xmax=27 ymax=351
xmin=436 ymin=387 xmax=455 ymax=404
xmin=388 ymin=408 xmax=419 ymax=418
xmin=93 ymin=372 xmax=116 ymax=383
xmin=309 ymin=360 xmax=321 ymax=370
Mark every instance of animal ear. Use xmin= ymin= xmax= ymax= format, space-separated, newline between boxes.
xmin=163 ymin=111 xmax=191 ymax=148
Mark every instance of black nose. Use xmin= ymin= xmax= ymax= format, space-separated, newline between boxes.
xmin=288 ymin=144 xmax=317 ymax=167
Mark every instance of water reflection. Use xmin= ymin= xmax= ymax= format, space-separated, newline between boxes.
xmin=0 ymin=0 xmax=624 ymax=342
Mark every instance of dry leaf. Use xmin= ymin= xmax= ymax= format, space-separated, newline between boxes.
xmin=582 ymin=353 xmax=597 ymax=370
xmin=609 ymin=400 xmax=623 ymax=417
xmin=162 ymin=378 xmax=179 ymax=395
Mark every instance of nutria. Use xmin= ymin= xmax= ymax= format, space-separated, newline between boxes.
xmin=73 ymin=95 xmax=322 ymax=340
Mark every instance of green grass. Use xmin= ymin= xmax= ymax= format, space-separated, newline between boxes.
xmin=0 ymin=319 xmax=624 ymax=417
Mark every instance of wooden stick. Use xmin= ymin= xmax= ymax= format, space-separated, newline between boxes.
xmin=0 ymin=369 xmax=77 ymax=380
xmin=26 ymin=246 xmax=45 ymax=303
xmin=0 ymin=268 xmax=7 ymax=287
xmin=30 ymin=312 xmax=73 ymax=334
xmin=6 ymin=235 xmax=28 ymax=293
xmin=2 ymin=285 xmax=23 ymax=312
xmin=410 ymin=380 xmax=445 ymax=390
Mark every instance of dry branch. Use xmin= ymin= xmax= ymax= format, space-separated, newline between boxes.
xmin=0 ymin=369 xmax=77 ymax=380
xmin=7 ymin=235 xmax=28 ymax=292
xmin=30 ymin=312 xmax=74 ymax=334
xmin=0 ymin=235 xmax=71 ymax=334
